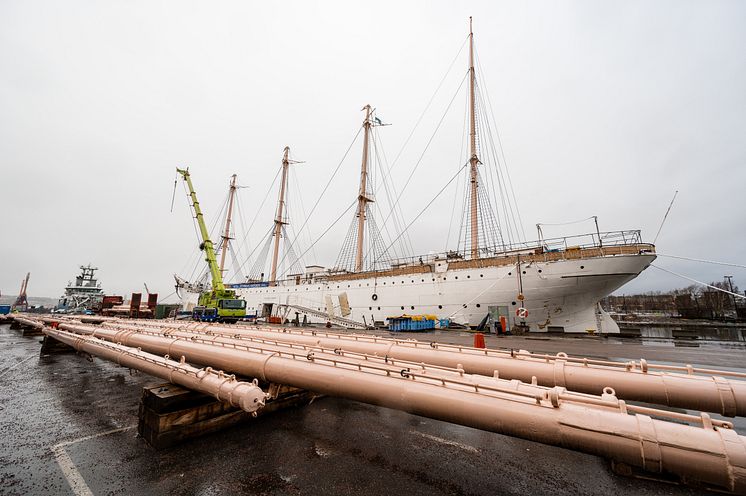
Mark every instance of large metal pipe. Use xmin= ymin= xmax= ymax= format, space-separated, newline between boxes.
xmin=95 ymin=321 xmax=746 ymax=429
xmin=97 ymin=322 xmax=565 ymax=401
xmin=13 ymin=316 xmax=44 ymax=329
xmin=111 ymin=319 xmax=746 ymax=418
xmin=53 ymin=320 xmax=746 ymax=493
xmin=44 ymin=327 xmax=267 ymax=413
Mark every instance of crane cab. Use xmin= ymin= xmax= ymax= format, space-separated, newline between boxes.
xmin=196 ymin=289 xmax=247 ymax=323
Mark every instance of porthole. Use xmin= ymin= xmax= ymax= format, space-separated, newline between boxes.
xmin=401 ymin=306 xmax=405 ymax=310
xmin=438 ymin=305 xmax=443 ymax=309
xmin=369 ymin=307 xmax=372 ymax=310
xmin=410 ymin=306 xmax=415 ymax=310
xmin=467 ymin=275 xmax=470 ymax=279
xmin=480 ymin=274 xmax=483 ymax=278
xmin=522 ymin=271 xmax=526 ymax=274
xmin=432 ymin=278 xmax=435 ymax=281
xmin=538 ymin=269 xmax=542 ymax=273
xmin=511 ymin=301 xmax=516 ymax=305
xmin=476 ymin=304 xmax=481 ymax=308
xmin=421 ymin=279 xmax=424 ymax=282
xmin=377 ymin=306 xmax=381 ymax=310
xmin=508 ymin=272 xmax=512 ymax=276
xmin=443 ymin=277 xmax=447 ymax=281
xmin=580 ymin=265 xmax=585 ymax=269
xmin=455 ymin=276 xmax=458 ymax=280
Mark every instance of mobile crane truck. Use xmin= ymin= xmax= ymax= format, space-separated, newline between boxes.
xmin=176 ymin=168 xmax=247 ymax=323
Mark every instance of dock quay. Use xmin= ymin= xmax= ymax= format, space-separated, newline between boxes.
xmin=2 ymin=314 xmax=746 ymax=495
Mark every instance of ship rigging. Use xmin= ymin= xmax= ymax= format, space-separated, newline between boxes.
xmin=175 ymin=19 xmax=656 ymax=333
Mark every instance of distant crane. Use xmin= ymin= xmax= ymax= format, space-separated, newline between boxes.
xmin=13 ymin=272 xmax=30 ymax=312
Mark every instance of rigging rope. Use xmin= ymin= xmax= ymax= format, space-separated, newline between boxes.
xmin=169 ymin=174 xmax=177 ymax=213
xmin=376 ymin=162 xmax=468 ymax=263
xmin=474 ymin=45 xmax=526 ymax=241
xmin=276 ymin=127 xmax=363 ymax=271
xmin=378 ymin=70 xmax=470 ymax=237
xmin=289 ymin=199 xmax=359 ymax=269
xmin=387 ymin=35 xmax=470 ymax=173
xmin=233 ymin=224 xmax=276 ymax=279
xmin=236 ymin=166 xmax=281 ymax=250
xmin=650 ymin=264 xmax=745 ymax=299
xmin=537 ymin=216 xmax=597 ymax=227
xmin=653 ymin=190 xmax=679 ymax=244
xmin=289 ymin=165 xmax=319 ymax=263
xmin=370 ymin=130 xmax=411 ymax=259
xmin=445 ymin=92 xmax=469 ymax=252
xmin=656 ymin=253 xmax=746 ymax=269
xmin=475 ymin=79 xmax=518 ymax=246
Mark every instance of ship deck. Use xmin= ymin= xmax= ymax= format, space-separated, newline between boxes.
xmin=322 ymin=242 xmax=654 ymax=283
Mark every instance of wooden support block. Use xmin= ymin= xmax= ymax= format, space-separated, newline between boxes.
xmin=40 ymin=335 xmax=76 ymax=354
xmin=22 ymin=327 xmax=44 ymax=337
xmin=138 ymin=383 xmax=317 ymax=449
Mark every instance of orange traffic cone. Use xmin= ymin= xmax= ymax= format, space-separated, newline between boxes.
xmin=474 ymin=332 xmax=486 ymax=349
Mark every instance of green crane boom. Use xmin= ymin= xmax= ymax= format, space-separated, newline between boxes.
xmin=176 ymin=167 xmax=246 ymax=322
xmin=176 ymin=167 xmax=225 ymax=291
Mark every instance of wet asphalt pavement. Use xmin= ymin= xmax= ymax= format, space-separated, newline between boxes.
xmin=1 ymin=323 xmax=744 ymax=496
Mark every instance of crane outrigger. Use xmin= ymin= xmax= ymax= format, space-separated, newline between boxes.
xmin=176 ymin=167 xmax=247 ymax=323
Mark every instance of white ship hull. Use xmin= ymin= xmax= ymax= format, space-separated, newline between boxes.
xmin=230 ymin=251 xmax=655 ymax=333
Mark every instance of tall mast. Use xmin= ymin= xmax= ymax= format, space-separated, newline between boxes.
xmin=219 ymin=174 xmax=238 ymax=276
xmin=355 ymin=105 xmax=373 ymax=272
xmin=468 ymin=16 xmax=480 ymax=259
xmin=270 ymin=147 xmax=291 ymax=284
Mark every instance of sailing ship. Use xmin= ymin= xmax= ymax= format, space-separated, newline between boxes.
xmin=178 ymin=20 xmax=656 ymax=333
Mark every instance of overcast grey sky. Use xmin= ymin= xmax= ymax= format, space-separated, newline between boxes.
xmin=1 ymin=0 xmax=744 ymax=300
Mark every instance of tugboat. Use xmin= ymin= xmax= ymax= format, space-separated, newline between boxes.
xmin=56 ymin=265 xmax=105 ymax=314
